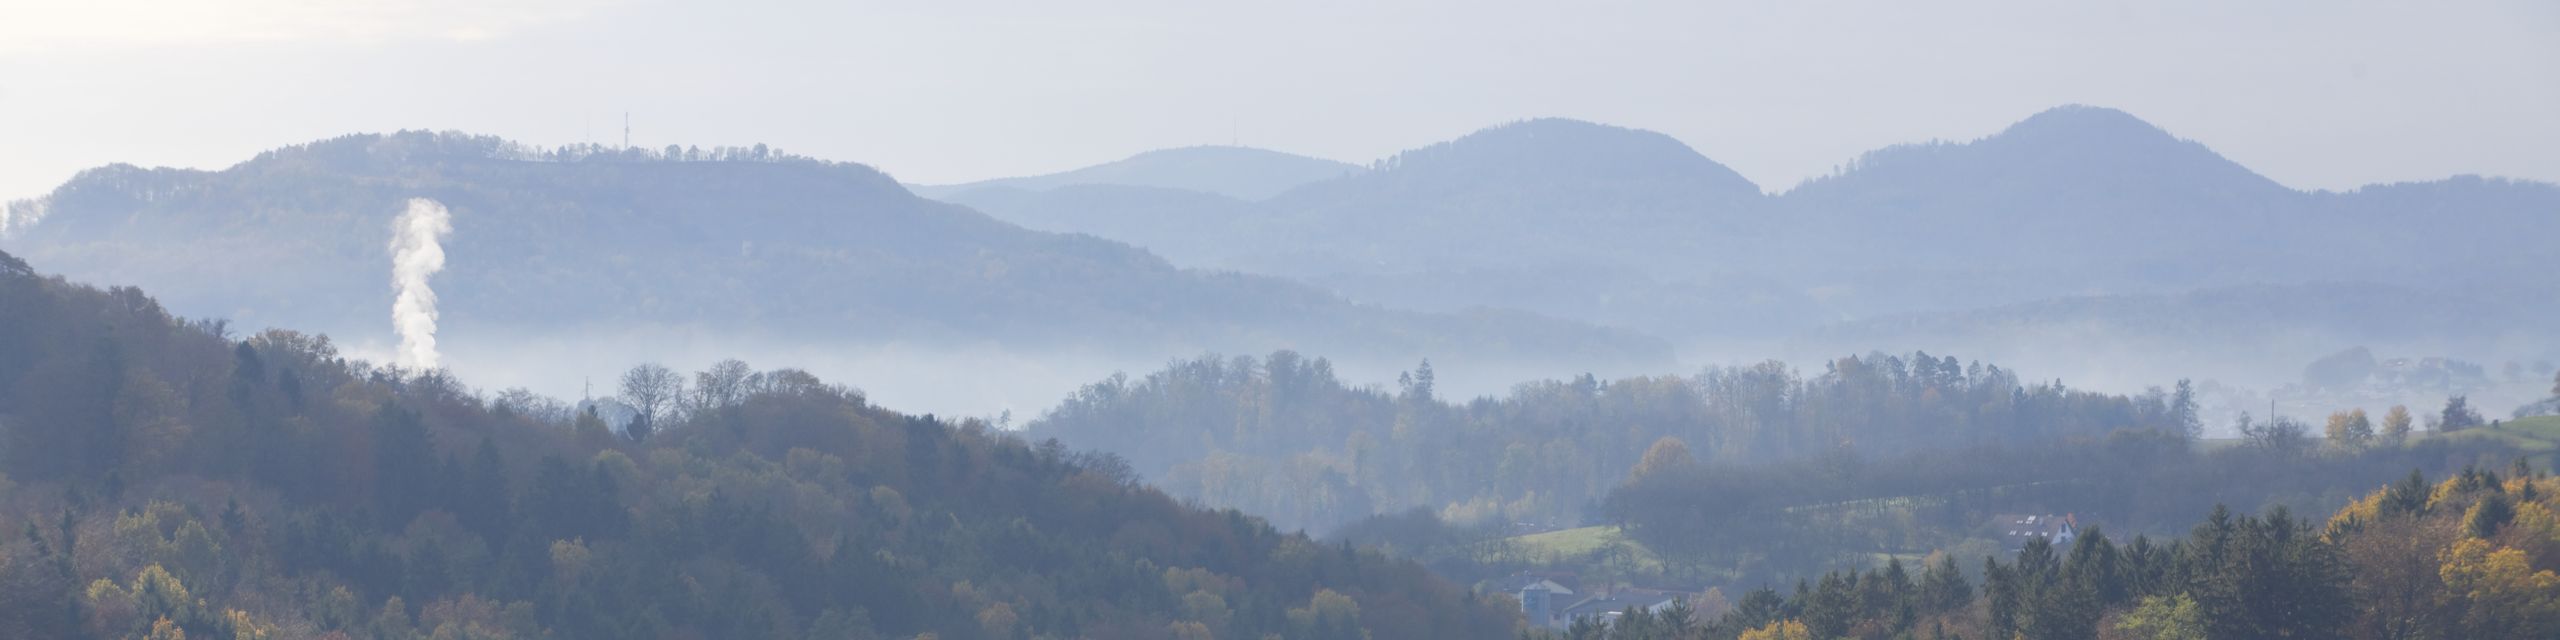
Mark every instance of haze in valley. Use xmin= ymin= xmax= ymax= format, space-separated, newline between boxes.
xmin=3 ymin=3 xmax=2558 ymax=638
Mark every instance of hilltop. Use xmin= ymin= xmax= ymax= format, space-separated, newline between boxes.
xmin=911 ymin=145 xmax=1362 ymax=201
xmin=919 ymin=107 xmax=2560 ymax=376
xmin=0 ymin=247 xmax=1521 ymax=638
xmin=0 ymin=131 xmax=1669 ymax=368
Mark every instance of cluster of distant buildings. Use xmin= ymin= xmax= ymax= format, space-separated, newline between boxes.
xmin=1992 ymin=512 xmax=2079 ymax=552
xmin=1489 ymin=573 xmax=1699 ymax=631
xmin=1488 ymin=512 xmax=2086 ymax=630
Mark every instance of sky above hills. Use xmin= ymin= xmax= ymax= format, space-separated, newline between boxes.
xmin=3 ymin=0 xmax=2555 ymax=203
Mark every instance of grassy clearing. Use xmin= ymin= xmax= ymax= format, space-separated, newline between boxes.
xmin=1510 ymin=525 xmax=1621 ymax=556
xmin=2196 ymin=437 xmax=2248 ymax=453
xmin=2426 ymin=415 xmax=2560 ymax=466
xmin=1505 ymin=525 xmax=1666 ymax=571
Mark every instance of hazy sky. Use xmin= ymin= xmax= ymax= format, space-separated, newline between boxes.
xmin=3 ymin=0 xmax=2555 ymax=203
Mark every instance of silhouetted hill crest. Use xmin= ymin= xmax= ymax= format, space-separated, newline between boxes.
xmin=0 ymin=132 xmax=1669 ymax=365
xmin=1788 ymin=105 xmax=2287 ymax=202
xmin=914 ymin=145 xmax=1360 ymax=201
xmin=1309 ymin=117 xmax=1762 ymax=200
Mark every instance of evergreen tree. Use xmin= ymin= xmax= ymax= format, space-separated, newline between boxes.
xmin=2066 ymin=530 xmax=2128 ymax=606
xmin=1919 ymin=553 xmax=1972 ymax=614
xmin=2192 ymin=508 xmax=2352 ymax=639
xmin=2024 ymin=576 xmax=2101 ymax=640
xmin=1723 ymin=587 xmax=1785 ymax=633
xmin=1800 ymin=572 xmax=1855 ymax=640
xmin=1880 ymin=558 xmax=1917 ymax=631
xmin=1985 ymin=558 xmax=2021 ymax=640
xmin=2463 ymin=492 xmax=2516 ymax=538
xmin=370 ymin=403 xmax=439 ymax=528
xmin=2169 ymin=379 xmax=2201 ymax=439
xmin=2380 ymin=470 xmax=2430 ymax=519
xmin=460 ymin=437 xmax=512 ymax=544
xmin=2440 ymin=396 xmax=2483 ymax=431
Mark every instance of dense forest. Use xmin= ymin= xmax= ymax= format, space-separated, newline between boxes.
xmin=1038 ymin=350 xmax=2553 ymax=596
xmin=1315 ymin=411 xmax=2534 ymax=594
xmin=1592 ymin=420 xmax=2526 ymax=588
xmin=1529 ymin=462 xmax=2560 ymax=640
xmin=0 ymin=248 xmax=1518 ymax=639
xmin=1032 ymin=350 xmax=2198 ymax=534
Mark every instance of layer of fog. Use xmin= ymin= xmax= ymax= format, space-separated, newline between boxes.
xmin=1765 ymin=323 xmax=2559 ymax=438
xmin=312 ymin=320 xmax=2559 ymax=440
xmin=337 ymin=326 xmax=1675 ymax=422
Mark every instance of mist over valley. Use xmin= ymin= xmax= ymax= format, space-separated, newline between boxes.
xmin=3 ymin=3 xmax=2557 ymax=638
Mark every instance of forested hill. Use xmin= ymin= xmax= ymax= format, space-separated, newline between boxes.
xmin=1778 ymin=104 xmax=2300 ymax=273
xmin=1773 ymin=105 xmax=2559 ymax=299
xmin=936 ymin=184 xmax=1271 ymax=270
xmin=928 ymin=107 xmax=2560 ymax=360
xmin=1560 ymin=457 xmax=2560 ymax=639
xmin=0 ymin=132 xmax=1664 ymax=366
xmin=1178 ymin=118 xmax=1770 ymax=279
xmin=1029 ymin=350 xmax=2194 ymax=534
xmin=0 ymin=249 xmax=1519 ymax=639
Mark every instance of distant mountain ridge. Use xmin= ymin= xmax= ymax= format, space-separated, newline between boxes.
xmin=932 ymin=105 xmax=2560 ymax=374
xmin=1779 ymin=106 xmax=2301 ymax=282
xmin=1286 ymin=117 xmax=1761 ymax=199
xmin=911 ymin=145 xmax=1361 ymax=201
xmin=1785 ymin=105 xmax=2295 ymax=221
xmin=1242 ymin=118 xmax=1769 ymax=275
xmin=0 ymin=132 xmax=1670 ymax=369
xmin=934 ymin=183 xmax=1270 ymax=268
xmin=953 ymin=105 xmax=2557 ymax=284
xmin=15 ymin=108 xmax=2550 ymax=399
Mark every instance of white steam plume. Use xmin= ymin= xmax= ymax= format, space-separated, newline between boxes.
xmin=389 ymin=198 xmax=453 ymax=370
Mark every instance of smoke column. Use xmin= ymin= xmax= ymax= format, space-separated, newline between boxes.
xmin=389 ymin=198 xmax=453 ymax=370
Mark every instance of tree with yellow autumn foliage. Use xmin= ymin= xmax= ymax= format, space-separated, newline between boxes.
xmin=2326 ymin=408 xmax=2374 ymax=450
xmin=1736 ymin=619 xmax=1813 ymax=640
xmin=2331 ymin=464 xmax=2560 ymax=640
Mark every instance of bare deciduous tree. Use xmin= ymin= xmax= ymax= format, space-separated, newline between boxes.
xmin=693 ymin=358 xmax=756 ymax=412
xmin=619 ymin=363 xmax=683 ymax=441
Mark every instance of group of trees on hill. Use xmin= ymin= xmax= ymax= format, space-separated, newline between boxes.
xmin=1597 ymin=424 xmax=2521 ymax=589
xmin=1033 ymin=351 xmax=2203 ymax=534
xmin=230 ymin=132 xmax=810 ymax=170
xmin=1534 ymin=461 xmax=2560 ymax=639
xmin=0 ymin=249 xmax=1516 ymax=639
xmin=2318 ymin=393 xmax=2516 ymax=451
